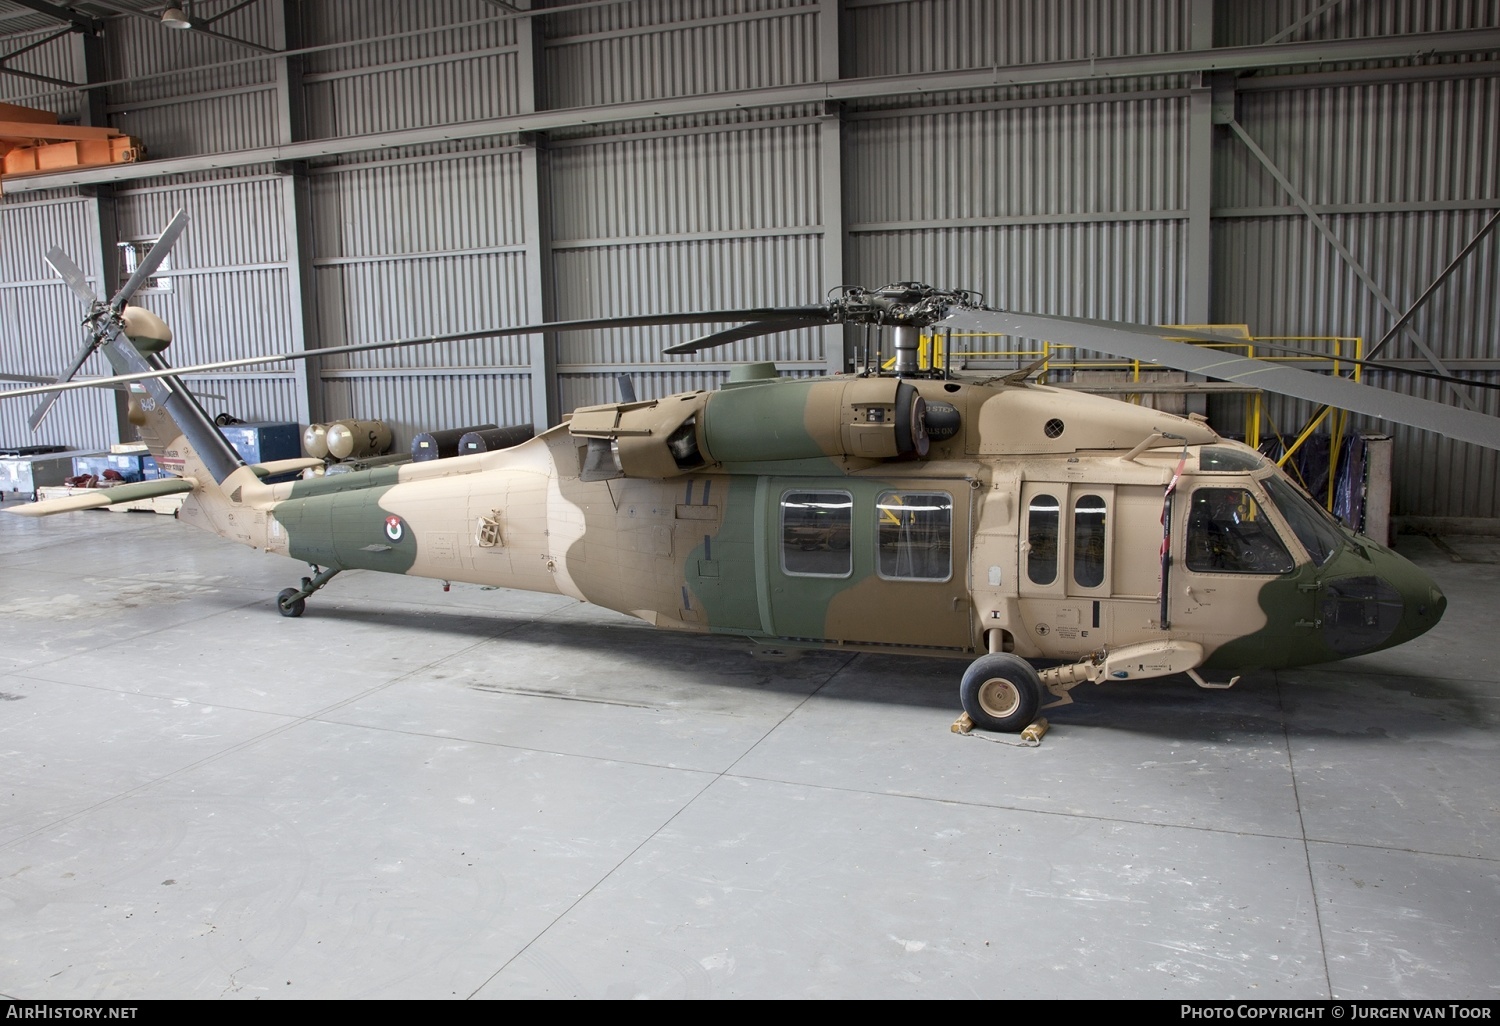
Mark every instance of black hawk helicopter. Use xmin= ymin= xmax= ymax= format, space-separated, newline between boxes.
xmin=5 ymin=211 xmax=1490 ymax=732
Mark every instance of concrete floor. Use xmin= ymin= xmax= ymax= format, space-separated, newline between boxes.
xmin=0 ymin=502 xmax=1495 ymax=1000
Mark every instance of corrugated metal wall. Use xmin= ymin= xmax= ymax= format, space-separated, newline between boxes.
xmin=541 ymin=0 xmax=819 ymax=106
xmin=309 ymin=147 xmax=536 ymax=433
xmin=1 ymin=0 xmax=1497 ymax=516
xmin=1213 ymin=50 xmax=1500 ymax=516
xmin=0 ymin=193 xmax=117 ymax=451
xmin=298 ymin=2 xmax=533 ymax=438
xmin=1216 ymin=0 xmax=1498 ymax=46
xmin=547 ymin=117 xmax=828 ymax=402
xmin=0 ymin=25 xmax=85 ymax=116
xmin=303 ymin=1 xmax=521 ymax=139
xmin=539 ymin=0 xmax=828 ymax=404
xmin=844 ymin=0 xmax=1187 ymax=75
xmin=105 ymin=6 xmax=281 ymax=156
xmin=101 ymin=175 xmax=302 ymax=429
xmin=844 ymin=94 xmax=1190 ymax=328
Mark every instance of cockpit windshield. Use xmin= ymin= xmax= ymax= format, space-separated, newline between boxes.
xmin=1261 ymin=474 xmax=1344 ymax=567
xmin=1198 ymin=446 xmax=1267 ymax=473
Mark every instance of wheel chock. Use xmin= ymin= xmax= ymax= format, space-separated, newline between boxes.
xmin=1020 ymin=718 xmax=1050 ymax=742
xmin=953 ymin=713 xmax=1050 ymax=744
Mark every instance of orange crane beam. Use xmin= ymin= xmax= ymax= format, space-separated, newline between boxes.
xmin=0 ymin=102 xmax=144 ymax=183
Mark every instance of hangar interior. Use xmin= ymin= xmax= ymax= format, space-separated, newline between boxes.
xmin=1 ymin=0 xmax=1497 ymax=1001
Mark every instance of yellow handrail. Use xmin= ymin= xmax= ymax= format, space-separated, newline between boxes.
xmin=909 ymin=331 xmax=1364 ymax=511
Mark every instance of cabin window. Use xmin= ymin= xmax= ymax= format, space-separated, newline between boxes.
xmin=1026 ymin=494 xmax=1059 ymax=585
xmin=1072 ymin=494 xmax=1107 ymax=588
xmin=876 ymin=491 xmax=952 ymax=581
xmin=781 ymin=490 xmax=853 ymax=577
xmin=1185 ymin=487 xmax=1294 ymax=575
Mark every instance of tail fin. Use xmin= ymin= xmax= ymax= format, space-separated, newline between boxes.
xmin=5 ymin=313 xmax=306 ymax=549
xmin=101 ymin=308 xmax=246 ymax=486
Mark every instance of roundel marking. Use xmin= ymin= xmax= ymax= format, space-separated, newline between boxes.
xmin=385 ymin=515 xmax=404 ymax=541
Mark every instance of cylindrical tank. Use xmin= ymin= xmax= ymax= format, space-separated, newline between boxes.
xmin=303 ymin=423 xmax=330 ymax=459
xmin=457 ymin=424 xmax=535 ymax=455
xmin=411 ymin=424 xmax=499 ymax=462
xmin=325 ymin=420 xmax=393 ymax=460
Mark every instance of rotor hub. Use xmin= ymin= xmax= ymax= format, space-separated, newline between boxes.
xmin=829 ymin=282 xmax=985 ymax=328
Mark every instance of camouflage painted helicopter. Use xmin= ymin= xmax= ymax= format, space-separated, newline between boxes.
xmin=6 ymin=211 xmax=1495 ymax=732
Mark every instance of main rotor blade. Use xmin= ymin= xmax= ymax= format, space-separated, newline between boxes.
xmin=0 ymin=307 xmax=832 ymax=403
xmin=27 ymin=338 xmax=103 ymax=432
xmin=662 ymin=311 xmax=834 ymax=354
xmin=44 ymin=247 xmax=100 ymax=307
xmin=945 ymin=308 xmax=1500 ymax=453
xmin=2 ymin=371 xmax=70 ymax=384
xmin=110 ymin=208 xmax=189 ymax=310
xmin=1 ymin=371 xmax=220 ymax=398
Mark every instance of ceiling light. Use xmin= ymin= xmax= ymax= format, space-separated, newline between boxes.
xmin=160 ymin=6 xmax=193 ymax=30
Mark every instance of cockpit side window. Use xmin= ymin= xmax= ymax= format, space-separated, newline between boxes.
xmin=1261 ymin=475 xmax=1343 ymax=567
xmin=1186 ymin=487 xmax=1294 ymax=575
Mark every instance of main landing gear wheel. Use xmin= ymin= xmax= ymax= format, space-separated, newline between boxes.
xmin=960 ymin=653 xmax=1043 ymax=733
xmin=276 ymin=587 xmax=306 ymax=618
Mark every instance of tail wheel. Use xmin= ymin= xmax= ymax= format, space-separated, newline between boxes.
xmin=960 ymin=653 xmax=1042 ymax=733
xmin=276 ymin=587 xmax=306 ymax=618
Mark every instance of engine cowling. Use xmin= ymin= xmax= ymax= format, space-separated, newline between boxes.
xmin=566 ymin=375 xmax=932 ymax=479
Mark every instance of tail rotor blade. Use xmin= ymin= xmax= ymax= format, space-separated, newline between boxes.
xmin=111 ymin=208 xmax=189 ymax=309
xmin=45 ymin=247 xmax=101 ymax=307
xmin=27 ymin=338 xmax=102 ymax=432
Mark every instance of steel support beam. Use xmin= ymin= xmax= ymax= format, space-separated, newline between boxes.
xmin=67 ymin=26 xmax=129 ymax=444
xmin=273 ymin=0 xmax=318 ymax=429
xmin=6 ymin=0 xmax=96 ymax=35
xmin=1263 ymin=0 xmax=1347 ymax=45
xmin=515 ymin=2 xmax=557 ymax=428
xmin=520 ymin=144 xmax=555 ymax=427
xmin=1184 ymin=0 xmax=1214 ymax=323
xmin=1179 ymin=0 xmax=1215 ymax=417
xmin=0 ymin=28 xmax=77 ymax=88
xmin=7 ymin=27 xmax=1500 ymax=195
xmin=1225 ymin=117 xmax=1477 ymax=411
xmin=86 ymin=0 xmax=278 ymax=56
xmin=1238 ymin=58 xmax=1500 ymax=93
xmin=817 ymin=0 xmax=844 ymax=375
xmin=1368 ymin=208 xmax=1500 ymax=361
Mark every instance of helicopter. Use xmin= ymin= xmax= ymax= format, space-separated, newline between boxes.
xmin=4 ymin=211 xmax=1493 ymax=733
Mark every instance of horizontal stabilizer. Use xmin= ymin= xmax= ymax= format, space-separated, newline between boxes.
xmin=5 ymin=477 xmax=196 ymax=517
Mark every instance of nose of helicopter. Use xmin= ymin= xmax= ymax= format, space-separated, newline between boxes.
xmin=1383 ymin=543 xmax=1446 ymax=648
xmin=1318 ymin=542 xmax=1445 ymax=657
